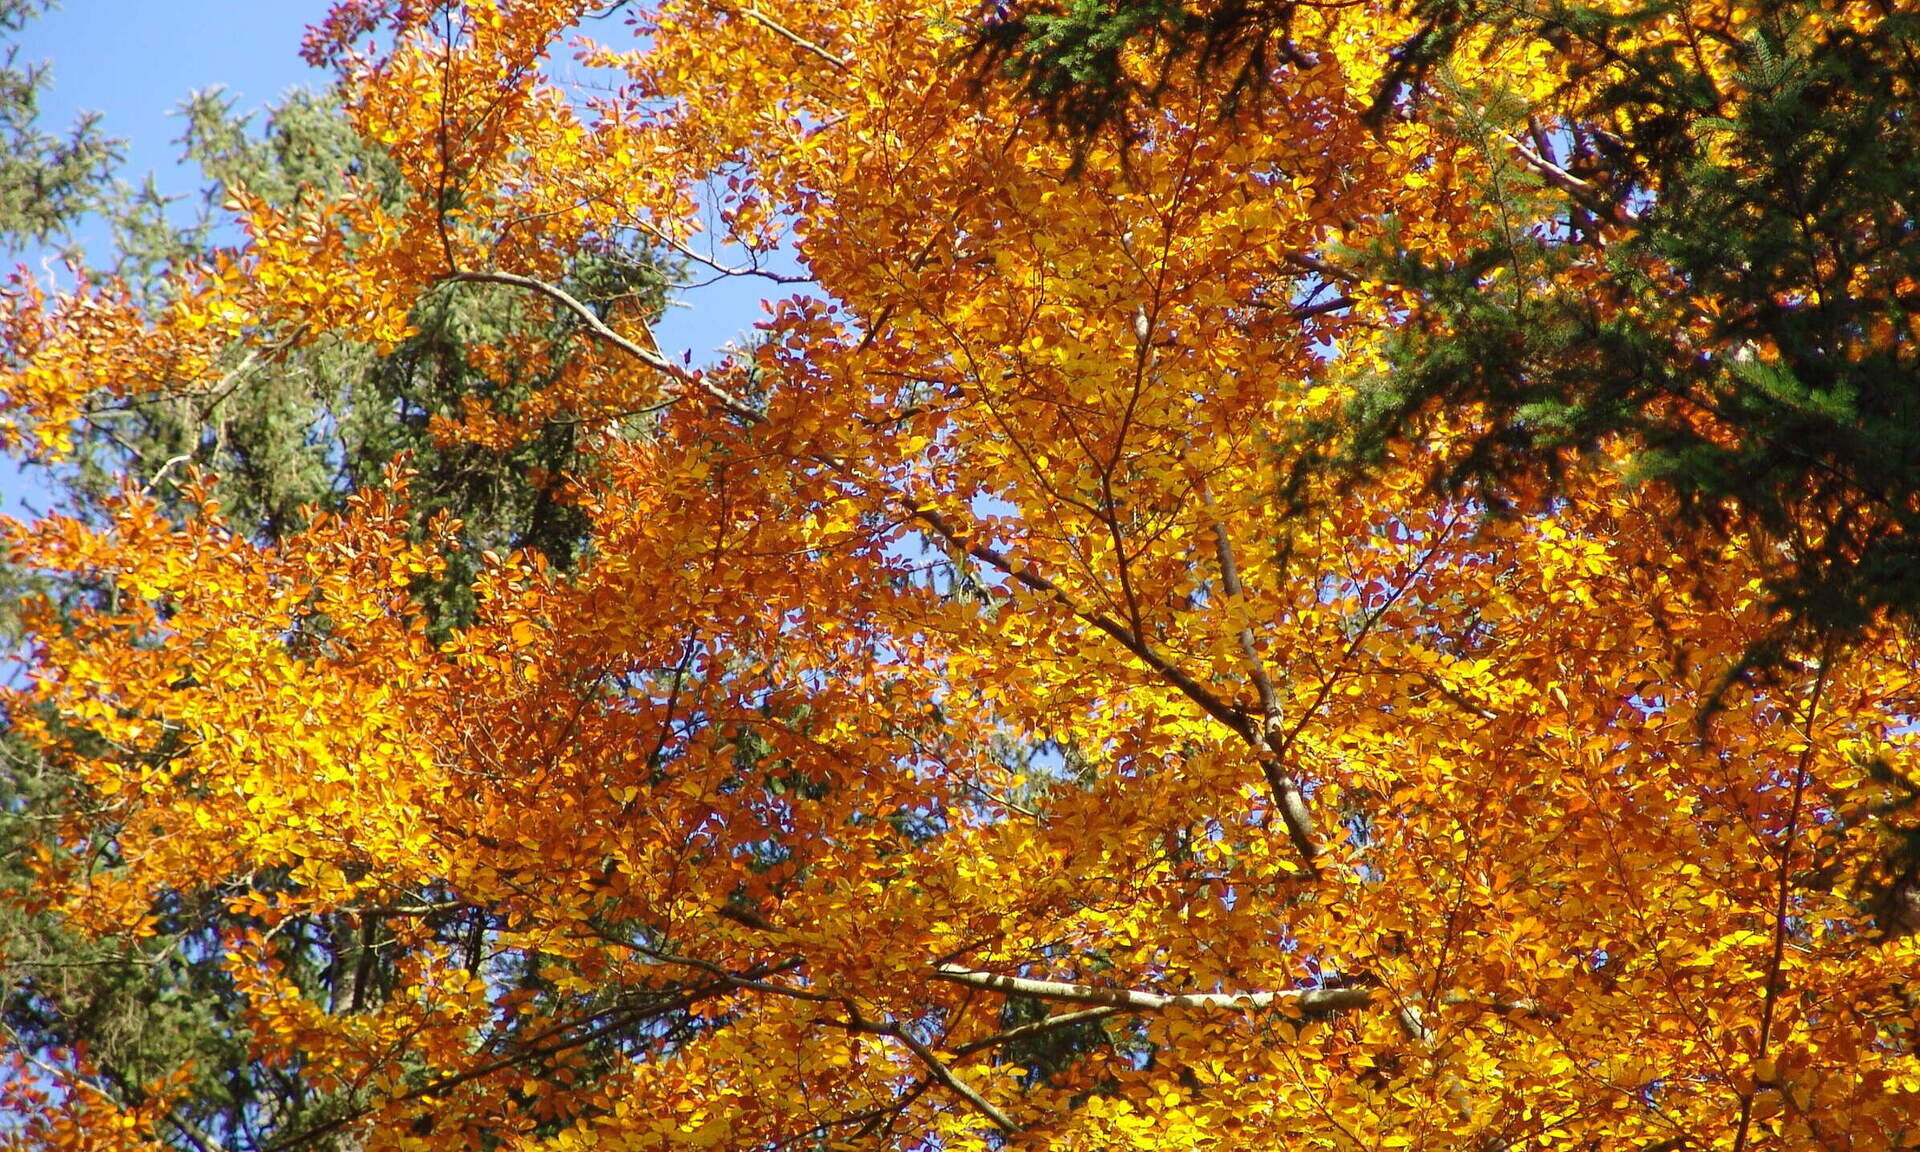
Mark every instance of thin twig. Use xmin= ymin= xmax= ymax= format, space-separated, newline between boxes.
xmin=1731 ymin=636 xmax=1834 ymax=1152
xmin=716 ymin=2 xmax=849 ymax=70
xmin=951 ymin=1005 xmax=1120 ymax=1056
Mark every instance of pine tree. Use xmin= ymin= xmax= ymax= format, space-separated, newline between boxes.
xmin=0 ymin=0 xmax=117 ymax=251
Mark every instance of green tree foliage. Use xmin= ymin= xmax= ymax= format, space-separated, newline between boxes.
xmin=0 ymin=0 xmax=117 ymax=250
xmin=1355 ymin=8 xmax=1920 ymax=661
xmin=971 ymin=0 xmax=1305 ymax=147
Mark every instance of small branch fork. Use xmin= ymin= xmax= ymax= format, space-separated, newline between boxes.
xmin=1196 ymin=477 xmax=1319 ymax=869
xmin=1496 ymin=131 xmax=1633 ymax=227
xmin=902 ymin=499 xmax=1339 ymax=870
xmin=708 ymin=1 xmax=850 ymax=71
xmin=444 ymin=268 xmax=1331 ymax=868
xmin=834 ymin=1015 xmax=1018 ymax=1133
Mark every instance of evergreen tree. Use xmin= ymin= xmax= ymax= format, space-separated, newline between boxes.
xmin=0 ymin=0 xmax=116 ymax=251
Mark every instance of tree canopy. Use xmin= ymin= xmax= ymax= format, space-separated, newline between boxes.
xmin=977 ymin=0 xmax=1920 ymax=663
xmin=0 ymin=8 xmax=671 ymax=1141
xmin=3 ymin=2 xmax=1918 ymax=1151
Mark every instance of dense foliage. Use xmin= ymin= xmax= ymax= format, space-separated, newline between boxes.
xmin=0 ymin=12 xmax=671 ymax=1142
xmin=979 ymin=0 xmax=1920 ymax=664
xmin=3 ymin=1 xmax=1917 ymax=1151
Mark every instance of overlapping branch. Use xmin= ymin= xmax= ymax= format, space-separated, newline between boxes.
xmin=440 ymin=266 xmax=1333 ymax=873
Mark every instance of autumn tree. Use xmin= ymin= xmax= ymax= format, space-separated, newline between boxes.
xmin=1 ymin=47 xmax=673 ymax=1147
xmin=4 ymin=2 xmax=1919 ymax=1151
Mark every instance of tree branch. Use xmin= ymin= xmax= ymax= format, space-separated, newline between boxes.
xmin=1195 ymin=478 xmax=1319 ymax=868
xmin=933 ymin=964 xmax=1375 ymax=1015
xmin=440 ymin=270 xmax=765 ymax=424
xmin=1732 ymin=638 xmax=1834 ymax=1152
xmin=713 ymin=2 xmax=850 ymax=70
xmin=837 ymin=1017 xmax=1018 ymax=1133
xmin=1499 ymin=131 xmax=1632 ymax=226
xmin=950 ymin=1005 xmax=1121 ymax=1056
xmin=905 ymin=502 xmax=1254 ymax=740
xmin=888 ymin=1024 xmax=1019 ymax=1134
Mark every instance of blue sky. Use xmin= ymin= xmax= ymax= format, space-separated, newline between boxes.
xmin=20 ymin=2 xmax=329 ymax=226
xmin=4 ymin=1 xmax=797 ymax=514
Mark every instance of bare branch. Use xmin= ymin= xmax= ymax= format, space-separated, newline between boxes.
xmin=1288 ymin=294 xmax=1357 ymax=320
xmin=905 ymin=502 xmax=1254 ymax=740
xmin=834 ymin=1015 xmax=1017 ymax=1133
xmin=1498 ymin=132 xmax=1631 ymax=225
xmin=1733 ymin=637 xmax=1834 ymax=1152
xmin=933 ymin=964 xmax=1375 ymax=1016
xmin=887 ymin=1024 xmax=1019 ymax=1134
xmin=713 ymin=2 xmax=850 ymax=70
xmin=440 ymin=270 xmax=765 ymax=424
xmin=951 ymin=1005 xmax=1121 ymax=1056
xmin=1194 ymin=478 xmax=1319 ymax=868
